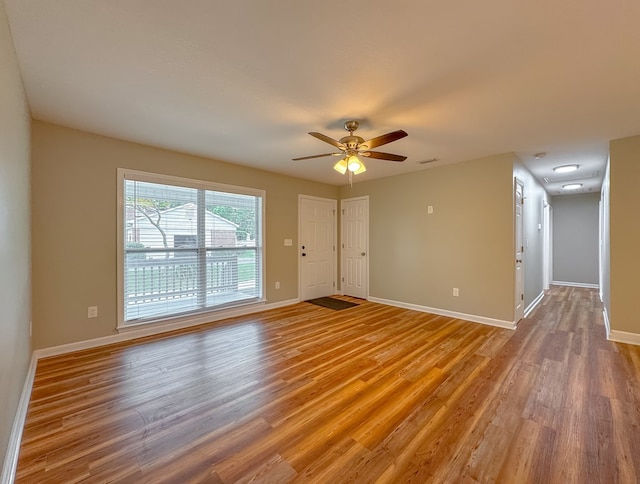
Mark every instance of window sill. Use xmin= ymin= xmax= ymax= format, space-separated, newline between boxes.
xmin=117 ymin=298 xmax=266 ymax=334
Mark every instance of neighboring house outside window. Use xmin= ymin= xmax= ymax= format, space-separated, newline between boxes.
xmin=117 ymin=169 xmax=264 ymax=327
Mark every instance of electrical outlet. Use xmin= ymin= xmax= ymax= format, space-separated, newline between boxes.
xmin=427 ymin=205 xmax=434 ymax=214
xmin=275 ymin=281 xmax=280 ymax=289
xmin=88 ymin=306 xmax=98 ymax=318
xmin=453 ymin=288 xmax=459 ymax=297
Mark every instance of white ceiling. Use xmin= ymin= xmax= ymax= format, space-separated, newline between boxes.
xmin=5 ymin=0 xmax=640 ymax=192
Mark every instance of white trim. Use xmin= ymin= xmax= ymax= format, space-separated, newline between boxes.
xmin=118 ymin=168 xmax=266 ymax=197
xmin=514 ymin=177 xmax=525 ymax=323
xmin=368 ymin=296 xmax=516 ymax=330
xmin=524 ymin=291 xmax=545 ymax=318
xmin=608 ymin=329 xmax=640 ymax=346
xmin=2 ymin=354 xmax=37 ymax=484
xmin=603 ymin=306 xmax=611 ymax=338
xmin=117 ymin=168 xmax=266 ymax=328
xmin=542 ymin=201 xmax=552 ymax=290
xmin=603 ymin=306 xmax=640 ymax=346
xmin=117 ymin=169 xmax=125 ymax=326
xmin=551 ymin=281 xmax=599 ymax=289
xmin=116 ymin=296 xmax=266 ymax=331
xmin=35 ymin=298 xmax=299 ymax=359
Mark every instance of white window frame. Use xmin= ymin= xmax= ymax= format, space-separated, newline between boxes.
xmin=116 ymin=168 xmax=265 ymax=329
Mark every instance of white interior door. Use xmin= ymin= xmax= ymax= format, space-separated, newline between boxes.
xmin=543 ymin=201 xmax=551 ymax=290
xmin=299 ymin=195 xmax=336 ymax=300
xmin=341 ymin=197 xmax=368 ymax=299
xmin=515 ymin=178 xmax=525 ymax=322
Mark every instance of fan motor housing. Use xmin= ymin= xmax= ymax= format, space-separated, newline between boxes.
xmin=340 ymin=135 xmax=365 ymax=149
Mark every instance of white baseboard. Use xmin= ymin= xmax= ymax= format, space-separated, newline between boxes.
xmin=551 ymin=281 xmax=599 ymax=289
xmin=524 ymin=291 xmax=545 ymax=318
xmin=2 ymin=353 xmax=37 ymax=484
xmin=367 ymin=297 xmax=516 ymax=330
xmin=36 ymin=298 xmax=299 ymax=359
xmin=608 ymin=329 xmax=640 ymax=346
xmin=601 ymin=306 xmax=640 ymax=346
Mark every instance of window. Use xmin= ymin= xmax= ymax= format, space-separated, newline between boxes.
xmin=118 ymin=169 xmax=264 ymax=326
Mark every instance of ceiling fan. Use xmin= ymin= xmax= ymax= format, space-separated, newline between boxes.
xmin=293 ymin=120 xmax=408 ymax=183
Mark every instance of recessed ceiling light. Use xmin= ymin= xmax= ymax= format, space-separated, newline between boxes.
xmin=533 ymin=152 xmax=547 ymax=159
xmin=554 ymin=164 xmax=579 ymax=173
xmin=562 ymin=183 xmax=582 ymax=190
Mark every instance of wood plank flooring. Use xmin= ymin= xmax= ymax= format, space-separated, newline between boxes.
xmin=16 ymin=286 xmax=640 ymax=483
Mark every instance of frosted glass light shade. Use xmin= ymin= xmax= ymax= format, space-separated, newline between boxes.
xmin=347 ymin=155 xmax=366 ymax=174
xmin=333 ymin=158 xmax=348 ymax=174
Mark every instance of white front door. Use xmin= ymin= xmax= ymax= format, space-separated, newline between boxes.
xmin=515 ymin=178 xmax=525 ymax=322
xmin=299 ymin=195 xmax=336 ymax=300
xmin=341 ymin=197 xmax=368 ymax=299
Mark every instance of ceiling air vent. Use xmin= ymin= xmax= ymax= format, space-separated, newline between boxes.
xmin=417 ymin=158 xmax=440 ymax=165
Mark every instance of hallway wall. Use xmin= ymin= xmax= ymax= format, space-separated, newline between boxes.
xmin=552 ymin=193 xmax=600 ymax=286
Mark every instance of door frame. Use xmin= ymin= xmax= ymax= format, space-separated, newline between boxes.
xmin=298 ymin=194 xmax=338 ymax=300
xmin=514 ymin=177 xmax=525 ymax=323
xmin=340 ymin=196 xmax=369 ymax=299
xmin=543 ymin=200 xmax=552 ymax=290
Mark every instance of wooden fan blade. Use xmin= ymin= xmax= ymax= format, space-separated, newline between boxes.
xmin=309 ymin=132 xmax=346 ymax=150
xmin=359 ymin=130 xmax=408 ymax=150
xmin=292 ymin=152 xmax=340 ymax=161
xmin=360 ymin=151 xmax=407 ymax=162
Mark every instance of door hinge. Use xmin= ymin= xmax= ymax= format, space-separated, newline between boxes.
xmin=341 ymin=209 xmax=344 ymax=214
xmin=333 ymin=209 xmax=336 ymax=215
xmin=342 ymin=277 xmax=344 ymax=282
xmin=521 ymin=245 xmax=524 ymax=253
xmin=521 ymin=294 xmax=524 ymax=301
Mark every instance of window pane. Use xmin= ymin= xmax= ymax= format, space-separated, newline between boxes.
xmin=122 ymin=175 xmax=263 ymax=324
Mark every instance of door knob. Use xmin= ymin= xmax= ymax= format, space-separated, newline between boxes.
xmin=302 ymin=253 xmax=306 ymax=257
xmin=361 ymin=252 xmax=366 ymax=256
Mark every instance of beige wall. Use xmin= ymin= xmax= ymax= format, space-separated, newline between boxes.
xmin=339 ymin=153 xmax=516 ymax=323
xmin=31 ymin=121 xmax=338 ymax=349
xmin=0 ymin=0 xmax=32 ymax=469
xmin=609 ymin=134 xmax=640 ymax=335
xmin=552 ymin=192 xmax=600 ymax=285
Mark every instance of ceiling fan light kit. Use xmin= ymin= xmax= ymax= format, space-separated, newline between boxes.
xmin=293 ymin=120 xmax=407 ymax=185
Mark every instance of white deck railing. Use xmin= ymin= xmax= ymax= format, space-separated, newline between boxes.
xmin=125 ymin=254 xmax=239 ymax=306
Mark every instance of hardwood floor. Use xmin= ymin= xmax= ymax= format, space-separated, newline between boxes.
xmin=16 ymin=286 xmax=640 ymax=483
